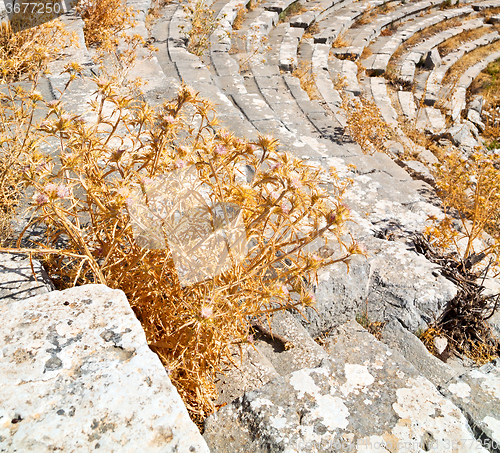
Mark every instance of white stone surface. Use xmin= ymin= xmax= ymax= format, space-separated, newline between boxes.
xmin=0 ymin=284 xmax=209 ymax=453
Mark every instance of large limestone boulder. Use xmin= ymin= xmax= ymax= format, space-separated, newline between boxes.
xmin=0 ymin=284 xmax=209 ymax=452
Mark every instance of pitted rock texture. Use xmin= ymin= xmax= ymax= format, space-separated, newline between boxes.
xmin=0 ymin=284 xmax=209 ymax=453
xmin=0 ymin=253 xmax=54 ymax=302
xmin=204 ymin=321 xmax=486 ymax=452
xmin=440 ymin=359 xmax=500 ymax=451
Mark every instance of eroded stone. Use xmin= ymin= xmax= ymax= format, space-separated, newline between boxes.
xmin=0 ymin=285 xmax=209 ymax=452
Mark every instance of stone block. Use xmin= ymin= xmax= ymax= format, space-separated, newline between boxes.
xmin=381 ymin=319 xmax=457 ymax=388
xmin=424 ymin=48 xmax=441 ymax=70
xmin=0 ymin=285 xmax=209 ymax=452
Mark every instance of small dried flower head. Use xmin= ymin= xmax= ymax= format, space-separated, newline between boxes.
xmin=44 ymin=183 xmax=58 ymax=197
xmin=117 ymin=187 xmax=130 ymax=198
xmin=290 ymin=176 xmax=302 ymax=190
xmin=269 ymin=161 xmax=282 ymax=172
xmin=310 ymin=253 xmax=321 ymax=263
xmin=30 ymin=91 xmax=43 ymax=102
xmin=178 ymin=146 xmax=190 ymax=157
xmin=280 ymin=201 xmax=290 ymax=215
xmin=277 ymin=283 xmax=289 ymax=296
xmin=39 ymin=121 xmax=51 ymax=131
xmin=56 ymin=184 xmax=70 ymax=199
xmin=214 ymin=144 xmax=227 ymax=156
xmin=141 ymin=176 xmax=153 ymax=185
xmin=303 ymin=290 xmax=315 ymax=306
xmin=35 ymin=162 xmax=47 ymax=173
xmin=201 ymin=305 xmax=213 ymax=319
xmin=33 ymin=192 xmax=49 ymax=205
xmin=111 ymin=149 xmax=125 ymax=161
xmin=247 ymin=334 xmax=254 ymax=344
xmin=179 ymin=84 xmax=197 ymax=101
xmin=47 ymin=100 xmax=60 ymax=109
xmin=270 ymin=190 xmax=280 ymax=201
xmin=349 ymin=241 xmax=368 ymax=256
xmin=165 ymin=115 xmax=176 ymax=124
xmin=327 ymin=203 xmax=350 ymax=225
xmin=174 ymin=159 xmax=186 ymax=169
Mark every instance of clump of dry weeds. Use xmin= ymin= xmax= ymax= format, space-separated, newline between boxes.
xmin=337 ymin=77 xmax=392 ymax=154
xmin=292 ymin=61 xmax=320 ymax=99
xmin=180 ymin=0 xmax=224 ymax=56
xmin=1 ymin=55 xmax=362 ymax=422
xmin=76 ymin=0 xmax=136 ymax=46
xmin=0 ymin=19 xmax=75 ymax=83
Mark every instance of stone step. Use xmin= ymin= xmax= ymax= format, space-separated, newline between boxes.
xmin=426 ymin=30 xmax=500 ymax=105
xmin=204 ymin=320 xmax=490 ymax=452
xmin=396 ymin=18 xmax=486 ymax=82
xmin=0 ymin=284 xmax=209 ymax=452
xmin=368 ymin=5 xmax=476 ymax=75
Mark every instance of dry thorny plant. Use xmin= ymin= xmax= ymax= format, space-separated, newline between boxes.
xmin=0 ymin=18 xmax=75 ymax=83
xmin=292 ymin=61 xmax=320 ymax=100
xmin=76 ymin=0 xmax=137 ymax=47
xmin=180 ymin=0 xmax=225 ymax=56
xmin=0 ymin=48 xmax=364 ymax=421
xmin=428 ymin=151 xmax=500 ymax=273
xmin=230 ymin=24 xmax=271 ymax=72
xmin=335 ymin=77 xmax=393 ymax=154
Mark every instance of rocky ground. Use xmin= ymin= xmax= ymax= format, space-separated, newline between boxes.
xmin=1 ymin=0 xmax=500 ymax=451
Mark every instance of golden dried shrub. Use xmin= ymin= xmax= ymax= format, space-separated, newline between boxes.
xmin=1 ymin=64 xmax=362 ymax=420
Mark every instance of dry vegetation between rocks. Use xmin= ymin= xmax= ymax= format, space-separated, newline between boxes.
xmin=0 ymin=4 xmax=364 ymax=423
xmin=443 ymin=39 xmax=500 ymax=86
xmin=414 ymin=234 xmax=500 ymax=364
xmin=279 ymin=1 xmax=307 ymax=23
xmin=0 ymin=19 xmax=75 ymax=83
xmin=76 ymin=0 xmax=136 ymax=46
xmin=469 ymin=56 xmax=500 ymax=150
xmin=437 ymin=25 xmax=493 ymax=58
xmin=292 ymin=61 xmax=320 ymax=99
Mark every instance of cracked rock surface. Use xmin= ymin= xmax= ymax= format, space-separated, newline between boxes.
xmin=0 ymin=284 xmax=209 ymax=452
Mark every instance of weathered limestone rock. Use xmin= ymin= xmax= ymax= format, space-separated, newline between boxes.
xmin=0 ymin=284 xmax=209 ymax=452
xmin=215 ymin=310 xmax=330 ymax=406
xmin=365 ymin=240 xmax=458 ymax=332
xmin=469 ymin=95 xmax=484 ymax=115
xmin=204 ymin=321 xmax=487 ymax=452
xmin=0 ymin=253 xmax=54 ymax=302
xmin=443 ymin=123 xmax=481 ymax=156
xmin=381 ymin=319 xmax=458 ymax=388
xmin=467 ymin=109 xmax=486 ymax=132
xmin=424 ymin=48 xmax=441 ymax=69
xmin=440 ymin=359 xmax=500 ymax=450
